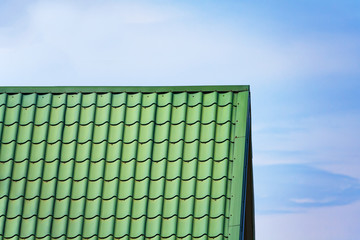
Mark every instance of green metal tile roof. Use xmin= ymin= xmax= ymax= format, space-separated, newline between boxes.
xmin=0 ymin=86 xmax=254 ymax=240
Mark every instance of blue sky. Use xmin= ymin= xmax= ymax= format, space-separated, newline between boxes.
xmin=1 ymin=1 xmax=360 ymax=239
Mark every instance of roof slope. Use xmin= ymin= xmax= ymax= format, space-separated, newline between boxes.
xmin=0 ymin=86 xmax=253 ymax=240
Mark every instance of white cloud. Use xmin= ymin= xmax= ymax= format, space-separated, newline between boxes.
xmin=254 ymin=164 xmax=360 ymax=215
xmin=253 ymin=110 xmax=360 ymax=177
xmin=256 ymin=200 xmax=360 ymax=240
xmin=0 ymin=1 xmax=359 ymax=86
xmin=290 ymin=198 xmax=334 ymax=204
xmin=290 ymin=198 xmax=318 ymax=204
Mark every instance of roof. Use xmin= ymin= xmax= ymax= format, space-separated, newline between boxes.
xmin=0 ymin=86 xmax=254 ymax=240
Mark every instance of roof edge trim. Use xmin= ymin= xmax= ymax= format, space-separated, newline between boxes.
xmin=0 ymin=85 xmax=249 ymax=94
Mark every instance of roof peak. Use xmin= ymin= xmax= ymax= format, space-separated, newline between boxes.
xmin=0 ymin=85 xmax=249 ymax=94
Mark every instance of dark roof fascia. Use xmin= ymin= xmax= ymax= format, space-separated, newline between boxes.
xmin=0 ymin=85 xmax=249 ymax=94
xmin=242 ymin=93 xmax=255 ymax=240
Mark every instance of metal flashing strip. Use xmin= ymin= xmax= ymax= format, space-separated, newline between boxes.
xmin=228 ymin=91 xmax=250 ymax=240
xmin=0 ymin=85 xmax=249 ymax=94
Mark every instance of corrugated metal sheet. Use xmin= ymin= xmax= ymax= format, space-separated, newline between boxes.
xmin=0 ymin=86 xmax=252 ymax=240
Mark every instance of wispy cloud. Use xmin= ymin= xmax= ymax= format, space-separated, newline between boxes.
xmin=0 ymin=1 xmax=359 ymax=86
xmin=254 ymin=110 xmax=360 ymax=178
xmin=255 ymin=164 xmax=360 ymax=214
xmin=256 ymin=200 xmax=360 ymax=240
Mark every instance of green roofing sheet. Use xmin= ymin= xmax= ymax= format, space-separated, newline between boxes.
xmin=0 ymin=86 xmax=253 ymax=240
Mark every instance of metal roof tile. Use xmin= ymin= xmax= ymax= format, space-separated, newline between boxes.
xmin=0 ymin=86 xmax=254 ymax=240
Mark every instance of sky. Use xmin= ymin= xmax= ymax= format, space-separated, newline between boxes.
xmin=1 ymin=0 xmax=360 ymax=239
